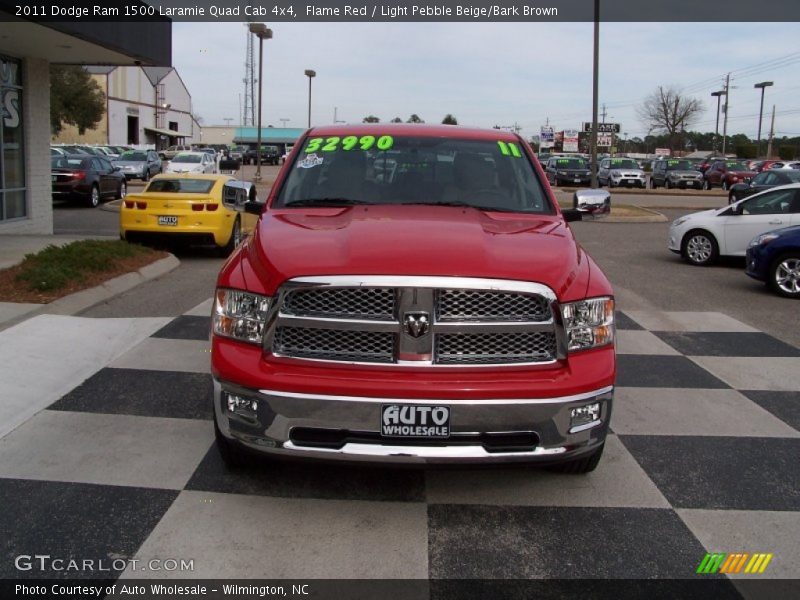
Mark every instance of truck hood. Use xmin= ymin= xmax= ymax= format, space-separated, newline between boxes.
xmin=236 ymin=205 xmax=590 ymax=301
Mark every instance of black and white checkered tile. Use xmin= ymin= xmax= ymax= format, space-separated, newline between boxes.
xmin=1 ymin=300 xmax=798 ymax=587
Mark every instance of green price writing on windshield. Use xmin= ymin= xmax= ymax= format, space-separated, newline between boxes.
xmin=305 ymin=135 xmax=394 ymax=153
xmin=497 ymin=141 xmax=522 ymax=158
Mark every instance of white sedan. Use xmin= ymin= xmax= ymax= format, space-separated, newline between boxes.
xmin=668 ymin=183 xmax=800 ymax=265
xmin=164 ymin=151 xmax=217 ymax=175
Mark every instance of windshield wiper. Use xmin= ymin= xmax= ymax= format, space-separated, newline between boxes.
xmin=283 ymin=197 xmax=373 ymax=207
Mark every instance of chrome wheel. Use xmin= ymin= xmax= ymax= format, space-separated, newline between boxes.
xmin=722 ymin=181 xmax=729 ymax=191
xmin=773 ymin=256 xmax=800 ymax=297
xmin=118 ymin=182 xmax=127 ymax=199
xmin=232 ymin=219 xmax=242 ymax=247
xmin=684 ymin=233 xmax=716 ymax=265
xmin=89 ymin=185 xmax=100 ymax=207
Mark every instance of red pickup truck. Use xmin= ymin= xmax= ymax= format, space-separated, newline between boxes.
xmin=211 ymin=124 xmax=615 ymax=473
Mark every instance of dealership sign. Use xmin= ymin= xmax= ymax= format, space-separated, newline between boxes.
xmin=583 ymin=122 xmax=620 ymax=134
xmin=597 ymin=134 xmax=613 ymax=147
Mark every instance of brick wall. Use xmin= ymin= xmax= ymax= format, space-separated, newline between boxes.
xmin=0 ymin=56 xmax=53 ymax=235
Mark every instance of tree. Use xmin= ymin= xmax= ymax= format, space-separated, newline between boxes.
xmin=637 ymin=86 xmax=703 ymax=151
xmin=362 ymin=115 xmax=380 ymax=123
xmin=441 ymin=114 xmax=458 ymax=125
xmin=407 ymin=114 xmax=424 ymax=123
xmin=390 ymin=117 xmax=403 ymax=123
xmin=50 ymin=66 xmax=105 ymax=136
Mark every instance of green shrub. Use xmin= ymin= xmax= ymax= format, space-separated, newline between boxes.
xmin=14 ymin=240 xmax=151 ymax=292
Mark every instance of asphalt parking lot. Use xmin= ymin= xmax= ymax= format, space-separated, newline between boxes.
xmin=2 ymin=186 xmax=792 ymax=591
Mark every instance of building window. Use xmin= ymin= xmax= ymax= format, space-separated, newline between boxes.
xmin=1 ymin=55 xmax=25 ymax=221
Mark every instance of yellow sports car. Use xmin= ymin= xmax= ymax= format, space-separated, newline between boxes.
xmin=120 ymin=174 xmax=260 ymax=255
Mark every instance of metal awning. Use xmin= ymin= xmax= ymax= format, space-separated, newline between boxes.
xmin=144 ymin=126 xmax=192 ymax=138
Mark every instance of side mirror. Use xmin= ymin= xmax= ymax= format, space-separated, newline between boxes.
xmin=562 ymin=209 xmax=583 ymax=222
xmin=573 ymin=188 xmax=611 ymax=217
xmin=222 ymin=181 xmax=253 ymax=211
xmin=243 ymin=201 xmax=264 ymax=215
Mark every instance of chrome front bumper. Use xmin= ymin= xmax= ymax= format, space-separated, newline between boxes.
xmin=213 ymin=379 xmax=613 ymax=464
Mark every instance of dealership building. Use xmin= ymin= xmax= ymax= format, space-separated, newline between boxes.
xmin=0 ymin=9 xmax=171 ymax=235
xmin=53 ymin=65 xmax=198 ymax=149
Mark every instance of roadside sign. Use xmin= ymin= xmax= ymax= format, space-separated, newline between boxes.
xmin=597 ymin=134 xmax=613 ymax=147
xmin=655 ymin=148 xmax=671 ymax=157
xmin=563 ymin=129 xmax=579 ymax=152
xmin=540 ymin=126 xmax=555 ymax=148
xmin=583 ymin=122 xmax=621 ymax=134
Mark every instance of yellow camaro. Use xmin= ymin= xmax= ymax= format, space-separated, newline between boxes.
xmin=120 ymin=174 xmax=260 ymax=255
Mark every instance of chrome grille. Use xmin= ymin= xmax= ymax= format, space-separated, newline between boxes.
xmin=282 ymin=287 xmax=395 ymax=320
xmin=437 ymin=289 xmax=551 ymax=321
xmin=268 ymin=277 xmax=560 ymax=366
xmin=273 ymin=326 xmax=395 ymax=363
xmin=436 ymin=332 xmax=557 ymax=364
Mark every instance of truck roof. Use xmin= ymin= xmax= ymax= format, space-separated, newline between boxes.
xmin=307 ymin=123 xmax=521 ymax=142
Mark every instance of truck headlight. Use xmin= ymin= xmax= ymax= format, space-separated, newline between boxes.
xmin=213 ymin=289 xmax=271 ymax=345
xmin=560 ymin=297 xmax=614 ymax=351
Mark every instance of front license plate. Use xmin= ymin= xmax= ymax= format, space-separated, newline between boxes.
xmin=158 ymin=216 xmax=178 ymax=226
xmin=574 ymin=178 xmax=581 ymax=183
xmin=381 ymin=404 xmax=450 ymax=438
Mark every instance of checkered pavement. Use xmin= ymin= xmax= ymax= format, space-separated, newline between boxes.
xmin=1 ymin=300 xmax=798 ymax=589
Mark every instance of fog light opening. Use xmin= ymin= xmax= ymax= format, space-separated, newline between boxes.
xmin=569 ymin=402 xmax=601 ymax=433
xmin=225 ymin=392 xmax=258 ymax=420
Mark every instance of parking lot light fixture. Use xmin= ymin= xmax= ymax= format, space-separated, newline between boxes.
xmin=754 ymin=82 xmax=773 ymax=157
xmin=249 ymin=23 xmax=273 ymax=181
xmin=304 ymin=69 xmax=316 ymax=129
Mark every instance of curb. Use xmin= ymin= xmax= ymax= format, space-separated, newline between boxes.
xmin=101 ymin=200 xmax=122 ymax=213
xmin=0 ymin=254 xmax=180 ymax=332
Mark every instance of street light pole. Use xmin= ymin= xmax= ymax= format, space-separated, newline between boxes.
xmin=304 ymin=69 xmax=316 ymax=129
xmin=754 ymin=81 xmax=773 ymax=157
xmin=249 ymin=23 xmax=273 ymax=182
xmin=590 ymin=0 xmax=599 ymax=188
xmin=711 ymin=90 xmax=725 ymax=153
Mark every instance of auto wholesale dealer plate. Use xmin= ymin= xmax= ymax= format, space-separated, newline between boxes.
xmin=381 ymin=404 xmax=451 ymax=438
xmin=158 ymin=216 xmax=178 ymax=226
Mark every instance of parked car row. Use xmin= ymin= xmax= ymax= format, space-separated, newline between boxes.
xmin=669 ymin=183 xmax=800 ymax=297
xmin=51 ymin=144 xmax=132 ymax=159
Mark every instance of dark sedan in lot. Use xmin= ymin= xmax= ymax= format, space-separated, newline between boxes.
xmin=746 ymin=225 xmax=800 ymax=298
xmin=729 ymin=169 xmax=800 ymax=204
xmin=545 ymin=157 xmax=591 ymax=186
xmin=51 ymin=154 xmax=127 ymax=207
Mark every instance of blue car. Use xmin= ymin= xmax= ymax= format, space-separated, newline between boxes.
xmin=746 ymin=225 xmax=800 ymax=298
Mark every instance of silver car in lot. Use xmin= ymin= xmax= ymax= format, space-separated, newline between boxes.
xmin=112 ymin=149 xmax=162 ymax=182
xmin=650 ymin=158 xmax=704 ymax=189
xmin=598 ymin=157 xmax=646 ymax=188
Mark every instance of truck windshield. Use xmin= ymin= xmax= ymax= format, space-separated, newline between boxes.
xmin=275 ymin=134 xmax=553 ymax=214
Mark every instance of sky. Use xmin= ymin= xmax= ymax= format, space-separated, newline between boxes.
xmin=172 ymin=22 xmax=800 ymax=140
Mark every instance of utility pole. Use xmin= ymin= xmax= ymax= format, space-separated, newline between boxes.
xmin=601 ymin=104 xmax=607 ymax=123
xmin=721 ymin=73 xmax=730 ymax=156
xmin=766 ymin=104 xmax=776 ymax=158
